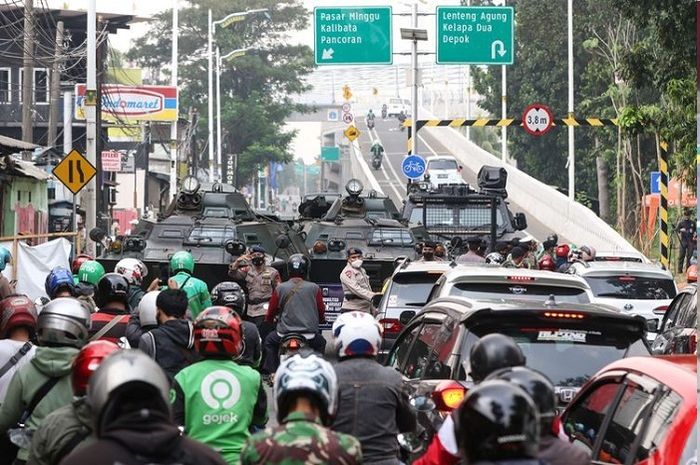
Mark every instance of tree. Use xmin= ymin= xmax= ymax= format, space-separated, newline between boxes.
xmin=126 ymin=0 xmax=314 ymax=184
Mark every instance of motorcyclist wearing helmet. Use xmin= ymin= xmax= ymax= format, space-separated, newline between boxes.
xmin=370 ymin=141 xmax=384 ymax=160
xmin=114 ymin=258 xmax=148 ymax=310
xmin=456 ymin=237 xmax=486 ymax=264
xmin=537 ymin=234 xmax=558 ymax=261
xmin=60 ymin=350 xmax=226 ymax=465
xmin=211 ymin=282 xmax=262 ymax=368
xmin=229 ymin=245 xmax=280 ymax=328
xmin=502 ymin=246 xmax=529 ymax=269
xmin=172 ymin=307 xmax=267 ymax=465
xmin=0 ymin=295 xmax=37 ymax=404
xmin=554 ymin=243 xmax=571 ymax=271
xmin=0 ymin=298 xmax=91 ymax=464
xmin=138 ymin=289 xmax=198 ymax=381
xmin=0 ymin=247 xmax=15 ymax=299
xmin=70 ymin=254 xmax=93 ymax=282
xmin=125 ymin=290 xmax=160 ymax=348
xmin=538 ymin=254 xmax=556 ymax=271
xmin=331 ymin=311 xmax=416 ymax=465
xmin=74 ymin=260 xmax=105 ymax=313
xmin=28 ymin=340 xmax=120 ymax=465
xmin=519 ymin=236 xmax=539 ymax=269
xmin=487 ymin=366 xmax=591 ymax=465
xmin=44 ymin=266 xmax=76 ymax=300
xmin=240 ymin=353 xmax=362 ymax=465
xmin=263 ymin=254 xmax=326 ymax=376
xmin=454 ymin=380 xmax=541 ymax=465
xmin=484 ymin=252 xmax=505 ymax=265
xmin=413 ymin=334 xmax=526 ymax=465
xmin=90 ymin=273 xmax=131 ymax=343
xmin=163 ymin=251 xmax=211 ymax=319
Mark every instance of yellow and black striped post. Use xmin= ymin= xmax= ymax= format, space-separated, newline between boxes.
xmin=407 ymin=125 xmax=413 ymax=155
xmin=659 ymin=141 xmax=670 ymax=270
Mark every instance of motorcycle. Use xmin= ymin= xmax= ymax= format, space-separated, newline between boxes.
xmin=371 ymin=154 xmax=382 ymax=170
xmin=279 ymin=332 xmax=312 ymax=362
xmin=367 ymin=118 xmax=375 ymax=130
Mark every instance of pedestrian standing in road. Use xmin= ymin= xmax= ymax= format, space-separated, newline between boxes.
xmin=263 ymin=255 xmax=326 ymax=377
xmin=138 ymin=289 xmax=198 ymax=381
xmin=0 ymin=295 xmax=37 ymax=404
xmin=502 ymin=246 xmax=528 ymax=269
xmin=172 ymin=307 xmax=267 ymax=465
xmin=418 ymin=241 xmax=443 ymax=262
xmin=90 ymin=273 xmax=131 ymax=344
xmin=456 ymin=237 xmax=486 ymax=264
xmin=340 ymin=248 xmax=376 ymax=314
xmin=0 ymin=298 xmax=91 ymax=465
xmin=59 ymin=350 xmax=227 ymax=465
xmin=331 ymin=311 xmax=416 ymax=465
xmin=158 ymin=251 xmax=211 ymax=320
xmin=454 ymin=381 xmax=542 ymax=465
xmin=211 ymin=282 xmax=262 ymax=368
xmin=487 ymin=366 xmax=591 ymax=465
xmin=676 ymin=208 xmax=696 ymax=273
xmin=228 ymin=246 xmax=280 ymax=328
xmin=27 ymin=340 xmax=120 ymax=465
xmin=240 ymin=353 xmax=362 ymax=465
xmin=0 ymin=247 xmax=15 ymax=300
xmin=114 ymin=258 xmax=148 ymax=310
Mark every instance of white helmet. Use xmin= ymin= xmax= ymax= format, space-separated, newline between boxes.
xmin=485 ymin=252 xmax=505 ymax=265
xmin=114 ymin=258 xmax=148 ymax=286
xmin=137 ymin=291 xmax=160 ymax=328
xmin=274 ymin=353 xmax=338 ymax=425
xmin=332 ymin=311 xmax=383 ymax=359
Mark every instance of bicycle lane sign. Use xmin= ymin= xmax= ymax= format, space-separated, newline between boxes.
xmin=402 ymin=155 xmax=426 ymax=179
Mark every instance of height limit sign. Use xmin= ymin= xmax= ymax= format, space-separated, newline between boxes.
xmin=522 ymin=104 xmax=553 ymax=136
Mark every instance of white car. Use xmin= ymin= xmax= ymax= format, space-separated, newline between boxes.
xmin=566 ymin=261 xmax=677 ymax=342
xmin=593 ymin=250 xmax=650 ymax=263
xmin=386 ymin=98 xmax=410 ymax=117
xmin=426 ymin=156 xmax=465 ymax=186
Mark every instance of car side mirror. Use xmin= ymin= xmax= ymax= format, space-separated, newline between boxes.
xmin=646 ymin=319 xmax=659 ymax=333
xmin=399 ymin=310 xmax=416 ymax=325
xmin=409 ymin=395 xmax=436 ymax=412
xmin=514 ymin=213 xmax=528 ymax=231
xmin=371 ymin=294 xmax=383 ymax=307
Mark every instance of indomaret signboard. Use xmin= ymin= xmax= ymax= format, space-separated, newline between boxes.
xmin=74 ymin=84 xmax=178 ymax=122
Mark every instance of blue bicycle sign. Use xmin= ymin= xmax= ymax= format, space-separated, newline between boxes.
xmin=402 ymin=155 xmax=426 ymax=179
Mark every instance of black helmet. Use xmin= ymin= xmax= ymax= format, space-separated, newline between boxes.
xmin=455 ymin=380 xmax=540 ymax=462
xmin=211 ymin=281 xmax=246 ymax=314
xmin=287 ymin=254 xmax=309 ymax=278
xmin=94 ymin=273 xmax=130 ymax=308
xmin=487 ymin=366 xmax=557 ymax=436
xmin=469 ymin=333 xmax=526 ymax=382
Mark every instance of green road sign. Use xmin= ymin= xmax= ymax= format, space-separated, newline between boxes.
xmin=436 ymin=6 xmax=514 ymax=65
xmin=314 ymin=7 xmax=392 ymax=65
xmin=321 ymin=146 xmax=340 ymax=161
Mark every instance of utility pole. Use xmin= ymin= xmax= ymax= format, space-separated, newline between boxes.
xmin=170 ymin=0 xmax=178 ymax=196
xmin=63 ymin=89 xmax=76 ymax=242
xmin=95 ymin=20 xmax=107 ymax=224
xmin=84 ymin=0 xmax=97 ymax=254
xmin=501 ymin=65 xmax=507 ymax=162
xmin=410 ymin=2 xmax=418 ymax=155
xmin=21 ymin=0 xmax=34 ymax=144
xmin=47 ymin=21 xmax=64 ymax=148
xmin=207 ymin=9 xmax=214 ymax=182
xmin=215 ymin=46 xmax=221 ymax=182
xmin=567 ymin=0 xmax=575 ymax=199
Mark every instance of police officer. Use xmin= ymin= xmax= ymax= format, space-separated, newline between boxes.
xmin=340 ymin=248 xmax=376 ymax=314
xmin=676 ymin=208 xmax=696 ymax=273
xmin=229 ymin=246 xmax=280 ymax=328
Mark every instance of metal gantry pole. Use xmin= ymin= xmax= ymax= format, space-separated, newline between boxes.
xmin=84 ymin=0 xmax=97 ymax=254
xmin=216 ymin=46 xmax=222 ymax=182
xmin=170 ymin=0 xmax=178 ymax=196
xmin=567 ymin=0 xmax=575 ymax=199
xmin=410 ymin=2 xmax=418 ymax=155
xmin=207 ymin=9 xmax=214 ymax=182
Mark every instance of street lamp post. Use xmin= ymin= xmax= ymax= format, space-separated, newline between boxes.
xmin=400 ymin=23 xmax=428 ymax=156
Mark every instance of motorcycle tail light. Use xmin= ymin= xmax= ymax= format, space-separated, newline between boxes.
xmin=653 ymin=305 xmax=669 ymax=315
xmin=379 ymin=318 xmax=402 ymax=334
xmin=432 ymin=380 xmax=466 ymax=412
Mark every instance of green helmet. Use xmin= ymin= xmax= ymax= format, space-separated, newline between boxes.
xmin=170 ymin=251 xmax=194 ymax=274
xmin=78 ymin=260 xmax=106 ymax=285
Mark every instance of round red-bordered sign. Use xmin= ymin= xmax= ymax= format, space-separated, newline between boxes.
xmin=522 ymin=103 xmax=554 ymax=136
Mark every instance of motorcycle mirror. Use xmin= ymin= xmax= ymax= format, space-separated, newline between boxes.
xmin=409 ymin=395 xmax=436 ymax=413
xmin=397 ymin=433 xmax=424 ymax=454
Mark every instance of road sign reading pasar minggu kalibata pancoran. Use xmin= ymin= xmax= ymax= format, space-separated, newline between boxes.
xmin=315 ymin=7 xmax=392 ymax=65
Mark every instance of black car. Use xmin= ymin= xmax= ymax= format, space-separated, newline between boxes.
xmin=385 ymin=297 xmax=650 ymax=453
xmin=651 ymin=283 xmax=697 ymax=355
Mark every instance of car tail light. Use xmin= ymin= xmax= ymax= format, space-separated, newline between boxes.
xmin=507 ymin=276 xmax=535 ymax=282
xmin=652 ymin=305 xmax=669 ymax=315
xmin=542 ymin=311 xmax=585 ymax=319
xmin=432 ymin=380 xmax=466 ymax=412
xmin=618 ymin=276 xmax=636 ymax=282
xmin=379 ymin=318 xmax=402 ymax=334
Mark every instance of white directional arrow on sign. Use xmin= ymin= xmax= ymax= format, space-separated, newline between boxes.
xmin=321 ymin=48 xmax=334 ymax=60
xmin=491 ymin=40 xmax=507 ymax=59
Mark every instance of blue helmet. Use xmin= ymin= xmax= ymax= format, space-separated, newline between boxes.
xmin=45 ymin=266 xmax=76 ymax=299
xmin=0 ymin=246 xmax=11 ymax=272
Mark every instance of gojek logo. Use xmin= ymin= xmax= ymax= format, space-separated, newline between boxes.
xmin=201 ymin=370 xmax=241 ymax=409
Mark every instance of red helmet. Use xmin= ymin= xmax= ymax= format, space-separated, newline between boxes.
xmin=0 ymin=295 xmax=38 ymax=339
xmin=538 ymin=255 xmax=556 ymax=271
xmin=71 ymin=340 xmax=120 ymax=396
xmin=194 ymin=306 xmax=244 ymax=358
xmin=71 ymin=254 xmax=94 ymax=275
xmin=555 ymin=244 xmax=570 ymax=258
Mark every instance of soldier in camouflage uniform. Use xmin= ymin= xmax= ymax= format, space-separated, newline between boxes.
xmin=229 ymin=245 xmax=281 ymax=328
xmin=240 ymin=353 xmax=362 ymax=465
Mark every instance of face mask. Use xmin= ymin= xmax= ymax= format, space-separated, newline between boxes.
xmin=252 ymin=257 xmax=265 ymax=267
xmin=351 ymin=259 xmax=363 ymax=269
xmin=423 ymin=252 xmax=434 ymax=260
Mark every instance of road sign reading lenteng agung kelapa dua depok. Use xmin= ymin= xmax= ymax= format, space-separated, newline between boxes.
xmin=436 ymin=6 xmax=514 ymax=65
xmin=314 ymin=7 xmax=392 ymax=65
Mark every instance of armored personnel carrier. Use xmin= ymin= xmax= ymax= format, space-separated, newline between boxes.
xmin=402 ymin=165 xmax=528 ymax=253
xmin=90 ymin=176 xmax=307 ymax=288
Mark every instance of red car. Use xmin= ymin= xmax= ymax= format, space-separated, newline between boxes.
xmin=561 ymin=355 xmax=697 ymax=465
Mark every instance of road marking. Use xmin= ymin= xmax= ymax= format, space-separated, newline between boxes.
xmin=366 ymin=124 xmax=403 ymax=202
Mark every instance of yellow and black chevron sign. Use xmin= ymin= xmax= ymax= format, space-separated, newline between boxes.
xmin=405 ymin=118 xmax=619 ymax=131
xmin=659 ymin=141 xmax=670 ymax=270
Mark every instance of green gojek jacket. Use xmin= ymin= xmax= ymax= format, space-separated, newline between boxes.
xmin=167 ymin=271 xmax=212 ymax=319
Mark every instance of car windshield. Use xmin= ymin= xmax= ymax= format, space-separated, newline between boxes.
xmin=387 ymin=272 xmax=444 ymax=308
xmin=585 ymin=275 xmax=676 ymax=300
xmin=368 ymin=228 xmax=414 ymax=246
xmin=462 ymin=322 xmax=649 ymax=386
xmin=450 ymin=282 xmax=590 ymax=303
xmin=410 ymin=205 xmax=507 ymax=230
xmin=428 ymin=159 xmax=458 ymax=170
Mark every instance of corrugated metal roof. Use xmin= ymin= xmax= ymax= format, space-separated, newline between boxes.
xmin=0 ymin=135 xmax=39 ymax=155
xmin=0 ymin=156 xmax=50 ymax=181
